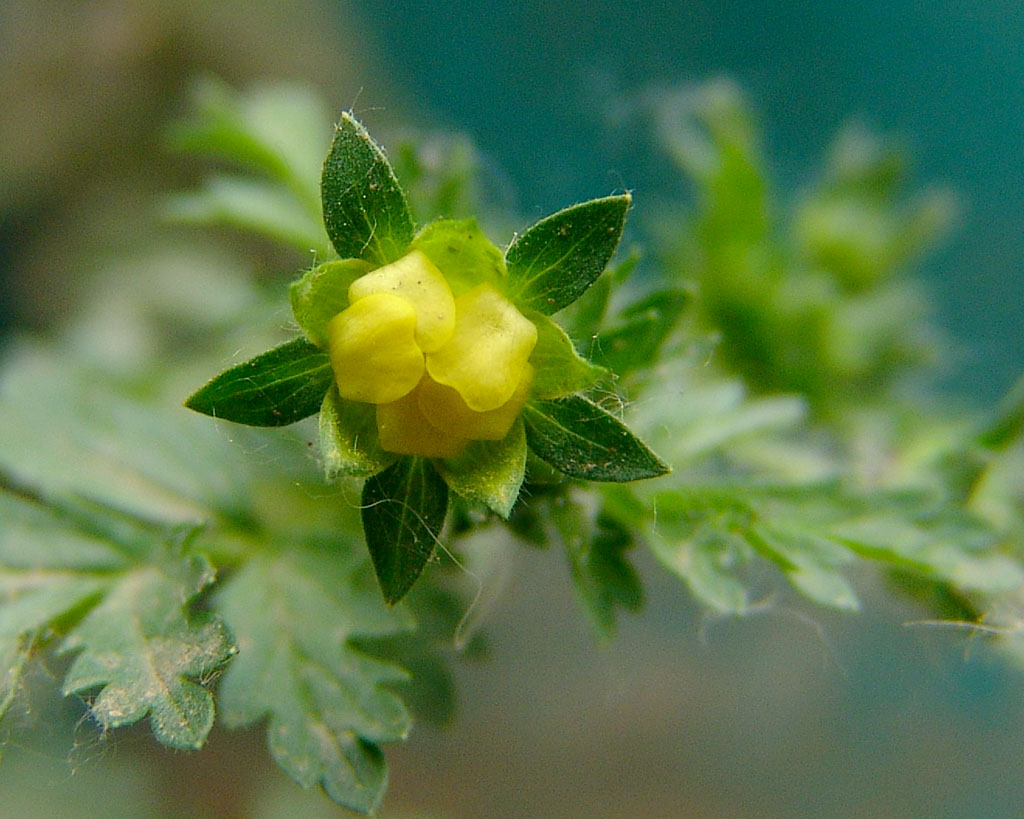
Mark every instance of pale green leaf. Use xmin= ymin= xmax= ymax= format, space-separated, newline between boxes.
xmin=61 ymin=557 xmax=236 ymax=751
xmin=214 ymin=546 xmax=413 ymax=813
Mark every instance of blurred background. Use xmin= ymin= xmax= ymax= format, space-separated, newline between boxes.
xmin=1 ymin=0 xmax=1023 ymax=816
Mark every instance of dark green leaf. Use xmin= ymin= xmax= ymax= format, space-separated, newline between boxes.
xmin=411 ymin=218 xmax=505 ymax=295
xmin=556 ymin=497 xmax=643 ymax=641
xmin=214 ymin=547 xmax=412 ymax=813
xmin=593 ymin=289 xmax=687 ymax=375
xmin=523 ymin=396 xmax=670 ymax=482
xmin=290 ymin=258 xmax=375 ymax=348
xmin=528 ymin=312 xmax=607 ymax=399
xmin=505 ymin=194 xmax=630 ymax=314
xmin=185 ymin=338 xmax=332 ymax=427
xmin=319 ymin=387 xmax=395 ymax=479
xmin=61 ymin=556 xmax=236 ymax=751
xmin=437 ymin=418 xmax=527 ymax=518
xmin=362 ymin=458 xmax=449 ymax=604
xmin=321 ymin=112 xmax=414 ymax=265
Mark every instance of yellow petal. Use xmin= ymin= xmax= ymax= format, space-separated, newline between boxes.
xmin=327 ymin=293 xmax=424 ymax=404
xmin=376 ymin=381 xmax=469 ymax=458
xmin=426 ymin=284 xmax=538 ymax=412
xmin=348 ymin=249 xmax=456 ymax=353
xmin=418 ymin=364 xmax=534 ymax=441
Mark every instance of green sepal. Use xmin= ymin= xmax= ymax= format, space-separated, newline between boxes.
xmin=361 ymin=458 xmax=449 ymax=605
xmin=522 ymin=395 xmax=670 ymax=482
xmin=185 ymin=338 xmax=332 ymax=427
xmin=437 ymin=418 xmax=527 ymax=519
xmin=528 ymin=311 xmax=607 ymax=399
xmin=318 ymin=387 xmax=396 ymax=480
xmin=411 ymin=218 xmax=505 ymax=295
xmin=290 ymin=258 xmax=375 ymax=348
xmin=505 ymin=194 xmax=631 ymax=314
xmin=321 ymin=112 xmax=414 ymax=265
xmin=593 ymin=289 xmax=688 ymax=375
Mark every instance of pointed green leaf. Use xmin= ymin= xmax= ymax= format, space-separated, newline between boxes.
xmin=362 ymin=458 xmax=449 ymax=604
xmin=185 ymin=338 xmax=332 ymax=427
xmin=214 ymin=547 xmax=412 ymax=813
xmin=321 ymin=112 xmax=414 ymax=265
xmin=290 ymin=258 xmax=375 ymax=348
xmin=528 ymin=312 xmax=607 ymax=399
xmin=437 ymin=418 xmax=527 ymax=518
xmin=593 ymin=289 xmax=688 ymax=374
xmin=505 ymin=194 xmax=630 ymax=314
xmin=411 ymin=218 xmax=505 ymax=294
xmin=61 ymin=558 xmax=236 ymax=751
xmin=523 ymin=396 xmax=670 ymax=482
xmin=319 ymin=387 xmax=395 ymax=479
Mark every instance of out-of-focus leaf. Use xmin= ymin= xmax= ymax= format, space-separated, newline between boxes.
xmin=165 ymin=176 xmax=332 ymax=260
xmin=593 ymin=289 xmax=687 ymax=375
xmin=169 ymin=78 xmax=329 ymax=211
xmin=555 ymin=492 xmax=643 ymax=641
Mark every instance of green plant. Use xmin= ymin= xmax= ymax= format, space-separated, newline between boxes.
xmin=0 ymin=78 xmax=1021 ymax=814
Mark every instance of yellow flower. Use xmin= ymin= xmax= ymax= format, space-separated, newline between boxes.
xmin=327 ymin=250 xmax=538 ymax=458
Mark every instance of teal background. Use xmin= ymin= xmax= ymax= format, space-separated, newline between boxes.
xmin=356 ymin=0 xmax=1024 ymax=400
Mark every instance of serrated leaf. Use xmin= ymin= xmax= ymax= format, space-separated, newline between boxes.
xmin=362 ymin=458 xmax=449 ymax=605
xmin=214 ymin=547 xmax=412 ymax=813
xmin=321 ymin=112 xmax=414 ymax=265
xmin=505 ymin=194 xmax=630 ymax=314
xmin=437 ymin=418 xmax=527 ymax=518
xmin=523 ymin=396 xmax=670 ymax=482
xmin=593 ymin=289 xmax=687 ymax=375
xmin=164 ymin=176 xmax=332 ymax=259
xmin=318 ymin=387 xmax=395 ymax=479
xmin=410 ymin=218 xmax=505 ymax=294
xmin=61 ymin=558 xmax=235 ymax=751
xmin=528 ymin=312 xmax=607 ymax=399
xmin=185 ymin=338 xmax=332 ymax=427
xmin=290 ymin=259 xmax=375 ymax=349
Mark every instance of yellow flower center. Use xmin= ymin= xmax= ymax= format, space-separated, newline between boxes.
xmin=327 ymin=250 xmax=538 ymax=457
